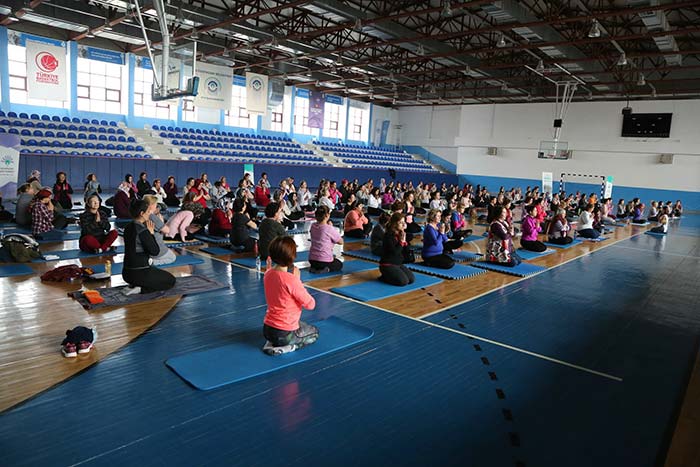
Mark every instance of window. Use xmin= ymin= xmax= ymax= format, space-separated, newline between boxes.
xmin=77 ymin=56 xmax=126 ymax=114
xmin=8 ymin=43 xmax=69 ymax=109
xmin=224 ymin=84 xmax=256 ymax=129
xmin=348 ymin=105 xmax=369 ymax=141
xmin=270 ymin=101 xmax=284 ymax=132
xmin=323 ymin=101 xmax=342 ymax=138
xmin=133 ymin=66 xmax=176 ymax=120
xmin=293 ymin=95 xmax=319 ymax=136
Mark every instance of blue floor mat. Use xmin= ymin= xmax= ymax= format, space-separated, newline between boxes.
xmin=330 ymin=273 xmax=443 ymax=301
xmin=165 ymin=316 xmax=373 ymax=390
xmin=630 ymin=221 xmax=651 ymax=227
xmin=0 ymin=264 xmax=35 ymax=277
xmin=164 ymin=240 xmax=204 ymax=247
xmin=644 ymin=231 xmax=667 ymax=237
xmin=471 ymin=261 xmax=548 ymax=277
xmin=200 ymin=246 xmax=241 ymax=255
xmin=90 ymin=255 xmax=205 ymax=276
xmin=32 ymin=246 xmax=125 ymax=262
xmin=342 ymin=236 xmax=367 ymax=243
xmin=448 ymin=251 xmax=482 ymax=262
xmin=342 ymin=248 xmax=380 ymax=262
xmin=581 ymin=236 xmax=609 ymax=242
xmin=405 ymin=262 xmax=485 ymax=280
xmin=231 ymin=250 xmax=311 ymax=269
xmin=544 ymin=238 xmax=582 ymax=249
xmin=516 ymin=248 xmax=556 ymax=260
xmin=461 ymin=235 xmax=485 ymax=243
xmin=35 ymin=232 xmax=81 ymax=244
xmin=193 ymin=234 xmax=230 ymax=244
xmin=299 ymin=260 xmax=376 ymax=282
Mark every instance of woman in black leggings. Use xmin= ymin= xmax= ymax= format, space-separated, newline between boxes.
xmin=122 ymin=199 xmax=176 ymax=294
xmin=378 ymin=212 xmax=415 ymax=286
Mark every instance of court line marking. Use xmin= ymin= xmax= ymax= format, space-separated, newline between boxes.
xmin=419 ymin=230 xmax=646 ymax=320
xmin=609 ymin=244 xmax=700 ymax=259
xmin=184 ymin=241 xmax=625 ymax=382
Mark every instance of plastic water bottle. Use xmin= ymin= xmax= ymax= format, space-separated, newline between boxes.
xmin=0 ymin=228 xmax=4 ymax=240
xmin=255 ymin=256 xmax=261 ymax=273
xmin=104 ymin=260 xmax=112 ymax=276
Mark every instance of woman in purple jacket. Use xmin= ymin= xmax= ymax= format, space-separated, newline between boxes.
xmin=520 ymin=204 xmax=547 ymax=252
xmin=421 ymin=209 xmax=463 ymax=269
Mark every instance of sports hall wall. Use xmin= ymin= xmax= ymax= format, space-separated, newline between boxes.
xmin=399 ymin=99 xmax=700 ymax=209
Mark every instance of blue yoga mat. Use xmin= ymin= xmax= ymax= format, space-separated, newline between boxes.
xmin=544 ymin=238 xmax=582 ymax=249
xmin=200 ymin=246 xmax=241 ymax=255
xmin=342 ymin=249 xmax=381 ymax=262
xmin=231 ymin=250 xmax=311 ymax=269
xmin=164 ymin=240 xmax=204 ymax=247
xmin=471 ymin=261 xmax=547 ymax=277
xmin=343 ymin=236 xmax=367 ymax=243
xmin=36 ymin=232 xmax=81 ymax=244
xmin=631 ymin=221 xmax=651 ymax=227
xmin=331 ymin=272 xmax=443 ymax=302
xmin=193 ymin=234 xmax=230 ymax=244
xmin=32 ymin=246 xmax=125 ymax=263
xmin=644 ymin=231 xmax=667 ymax=237
xmin=580 ymin=236 xmax=609 ymax=243
xmin=406 ymin=262 xmax=485 ymax=280
xmin=461 ymin=235 xmax=485 ymax=243
xmin=449 ymin=251 xmax=482 ymax=262
xmin=516 ymin=248 xmax=556 ymax=260
xmin=165 ymin=316 xmax=373 ymax=390
xmin=286 ymin=228 xmax=309 ymax=235
xmin=90 ymin=255 xmax=205 ymax=276
xmin=299 ymin=259 xmax=376 ymax=282
xmin=0 ymin=264 xmax=35 ymax=277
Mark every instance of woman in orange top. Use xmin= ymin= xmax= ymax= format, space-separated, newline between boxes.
xmin=262 ymin=236 xmax=318 ymax=356
xmin=344 ymin=201 xmax=372 ymax=238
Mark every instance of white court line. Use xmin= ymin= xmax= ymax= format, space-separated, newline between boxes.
xmin=610 ymin=244 xmax=700 ymax=259
xmin=419 ymin=231 xmax=645 ymax=320
xmin=185 ymin=245 xmax=624 ymax=382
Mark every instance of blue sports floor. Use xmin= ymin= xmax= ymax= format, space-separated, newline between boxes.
xmin=1 ymin=216 xmax=699 ymax=466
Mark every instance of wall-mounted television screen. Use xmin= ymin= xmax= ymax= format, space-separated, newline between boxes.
xmin=622 ymin=113 xmax=672 ymax=138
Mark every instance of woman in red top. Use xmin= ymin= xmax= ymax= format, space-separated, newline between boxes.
xmin=254 ymin=178 xmax=271 ymax=208
xmin=52 ymin=171 xmax=74 ymax=210
xmin=262 ymin=236 xmax=318 ymax=356
xmin=344 ymin=201 xmax=372 ymax=238
xmin=208 ymin=199 xmax=233 ymax=237
xmin=188 ymin=179 xmax=210 ymax=209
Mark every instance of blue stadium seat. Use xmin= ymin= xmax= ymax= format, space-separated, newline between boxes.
xmin=117 ymin=136 xmax=126 ymax=142
xmin=100 ymin=120 xmax=108 ymax=126
xmin=77 ymin=133 xmax=87 ymax=140
xmin=96 ymin=143 xmax=106 ymax=150
xmin=107 ymin=128 xmax=115 ymax=134
xmin=20 ymin=129 xmax=30 ymax=136
xmin=127 ymin=136 xmax=135 ymax=142
xmin=109 ymin=121 xmax=117 ymax=127
xmin=67 ymin=132 xmax=77 ymax=139
xmin=108 ymin=135 xmax=116 ymax=142
xmin=97 ymin=128 xmax=106 ymax=134
xmin=56 ymin=131 xmax=66 ymax=138
xmin=90 ymin=119 xmax=99 ymax=125
xmin=72 ymin=118 xmax=80 ymax=124
xmin=85 ymin=143 xmax=95 ymax=149
xmin=18 ymin=113 xmax=28 ymax=119
xmin=98 ymin=135 xmax=107 ymax=141
xmin=74 ymin=142 xmax=84 ymax=149
xmin=62 ymin=117 xmax=71 ymax=123
xmin=106 ymin=143 xmax=115 ymax=150
xmin=8 ymin=112 xmax=18 ymax=118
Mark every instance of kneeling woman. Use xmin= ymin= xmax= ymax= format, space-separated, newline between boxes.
xmin=486 ymin=206 xmax=521 ymax=267
xmin=422 ymin=208 xmax=462 ymax=269
xmin=379 ymin=212 xmax=415 ymax=286
xmin=547 ymin=209 xmax=573 ymax=245
xmin=122 ymin=200 xmax=176 ymax=294
xmin=262 ymin=236 xmax=318 ymax=355
xmin=79 ymin=195 xmax=118 ymax=253
xmin=520 ymin=204 xmax=546 ymax=252
xmin=309 ymin=205 xmax=344 ymax=273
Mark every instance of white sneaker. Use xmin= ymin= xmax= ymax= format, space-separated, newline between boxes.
xmin=123 ymin=286 xmax=141 ymax=296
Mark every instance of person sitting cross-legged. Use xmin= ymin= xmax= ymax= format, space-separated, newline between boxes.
xmin=262 ymin=236 xmax=318 ymax=356
xmin=309 ymin=205 xmax=343 ymax=274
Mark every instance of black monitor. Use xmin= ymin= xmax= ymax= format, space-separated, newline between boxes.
xmin=621 ymin=113 xmax=672 ymax=138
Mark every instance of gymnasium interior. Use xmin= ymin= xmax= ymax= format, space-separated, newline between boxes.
xmin=0 ymin=1 xmax=699 ymax=466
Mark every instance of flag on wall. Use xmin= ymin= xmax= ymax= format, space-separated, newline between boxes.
xmin=26 ymin=40 xmax=67 ymax=101
xmin=0 ymin=134 xmax=21 ymax=201
xmin=194 ymin=62 xmax=233 ymax=110
xmin=246 ymin=72 xmax=268 ymax=115
xmin=308 ymin=90 xmax=325 ymax=129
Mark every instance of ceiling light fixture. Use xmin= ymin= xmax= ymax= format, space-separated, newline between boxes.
xmin=222 ymin=49 xmax=230 ymax=57
xmin=651 ymin=89 xmax=657 ymax=98
xmin=536 ymin=59 xmax=545 ymax=72
xmin=463 ymin=65 xmax=471 ymax=75
xmin=353 ymin=18 xmax=362 ymax=32
xmin=496 ymin=33 xmax=506 ymax=48
xmin=315 ymin=80 xmax=320 ymax=87
xmin=416 ymin=44 xmax=425 ymax=56
xmin=305 ymin=70 xmax=312 ymax=77
xmin=392 ymin=98 xmax=397 ymax=105
xmin=588 ymin=20 xmax=601 ymax=38
xmin=244 ymin=65 xmax=251 ymax=72
xmin=190 ymin=29 xmax=199 ymax=40
xmin=637 ymin=73 xmax=646 ymax=86
xmin=586 ymin=91 xmax=593 ymax=101
xmin=617 ymin=52 xmax=628 ymax=66
xmin=442 ymin=1 xmax=452 ymax=17
xmin=501 ymin=83 xmax=508 ymax=91
xmin=102 ymin=19 xmax=113 ymax=31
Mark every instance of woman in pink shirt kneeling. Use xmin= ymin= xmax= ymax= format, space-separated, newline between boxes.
xmin=262 ymin=236 xmax=318 ymax=355
xmin=309 ymin=205 xmax=344 ymax=274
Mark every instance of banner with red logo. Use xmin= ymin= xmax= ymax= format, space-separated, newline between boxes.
xmin=26 ymin=40 xmax=67 ymax=101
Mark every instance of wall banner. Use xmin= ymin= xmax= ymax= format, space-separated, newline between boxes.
xmin=246 ymin=73 xmax=268 ymax=115
xmin=380 ymin=120 xmax=391 ymax=146
xmin=604 ymin=176 xmax=614 ymax=198
xmin=78 ymin=46 xmax=124 ymax=65
xmin=26 ymin=40 xmax=68 ymax=101
xmin=194 ymin=62 xmax=233 ymax=110
xmin=542 ymin=171 xmax=553 ymax=195
xmin=0 ymin=135 xmax=21 ymax=201
xmin=308 ymin=90 xmax=325 ymax=129
xmin=325 ymin=94 xmax=343 ymax=105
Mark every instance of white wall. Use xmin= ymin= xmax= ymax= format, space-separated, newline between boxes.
xmin=399 ymin=99 xmax=700 ymax=192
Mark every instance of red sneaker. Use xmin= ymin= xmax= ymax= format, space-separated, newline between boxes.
xmin=62 ymin=342 xmax=77 ymax=358
xmin=77 ymin=340 xmax=93 ymax=354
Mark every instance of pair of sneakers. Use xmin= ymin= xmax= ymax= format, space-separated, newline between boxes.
xmin=61 ymin=326 xmax=97 ymax=358
xmin=62 ymin=340 xmax=94 ymax=358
